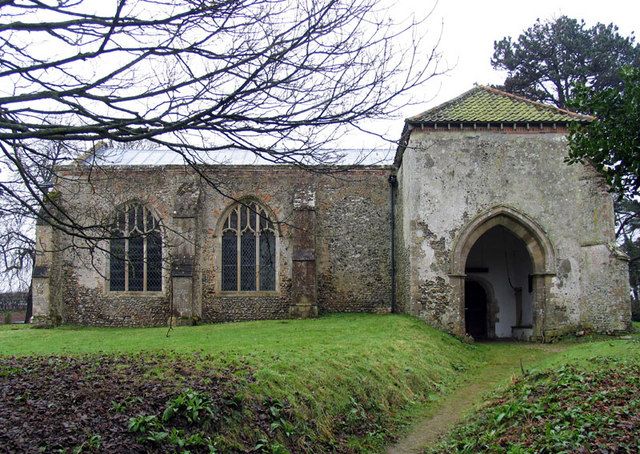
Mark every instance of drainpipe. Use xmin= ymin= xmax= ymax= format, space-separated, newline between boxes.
xmin=388 ymin=174 xmax=398 ymax=313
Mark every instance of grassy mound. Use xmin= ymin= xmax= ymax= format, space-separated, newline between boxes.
xmin=429 ymin=332 xmax=640 ymax=454
xmin=0 ymin=314 xmax=484 ymax=452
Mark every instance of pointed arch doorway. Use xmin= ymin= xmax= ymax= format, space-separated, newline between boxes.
xmin=450 ymin=206 xmax=556 ymax=341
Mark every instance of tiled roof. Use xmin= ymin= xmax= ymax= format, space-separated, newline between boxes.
xmin=407 ymin=85 xmax=593 ymax=124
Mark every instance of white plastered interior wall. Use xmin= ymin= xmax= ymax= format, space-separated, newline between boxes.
xmin=466 ymin=225 xmax=533 ymax=338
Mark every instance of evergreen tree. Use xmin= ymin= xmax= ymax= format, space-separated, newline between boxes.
xmin=567 ymin=70 xmax=640 ymax=318
xmin=492 ymin=16 xmax=640 ymax=108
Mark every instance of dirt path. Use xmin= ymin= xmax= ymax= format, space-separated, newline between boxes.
xmin=387 ymin=343 xmax=564 ymax=454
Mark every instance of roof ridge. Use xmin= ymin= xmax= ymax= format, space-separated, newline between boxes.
xmin=406 ymin=86 xmax=482 ymax=122
xmin=477 ymin=85 xmax=594 ymax=121
xmin=407 ymin=85 xmax=594 ymax=124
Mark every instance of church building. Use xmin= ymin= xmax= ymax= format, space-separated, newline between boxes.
xmin=31 ymin=86 xmax=632 ymax=340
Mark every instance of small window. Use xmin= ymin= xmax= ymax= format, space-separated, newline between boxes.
xmin=221 ymin=201 xmax=276 ymax=292
xmin=109 ymin=203 xmax=162 ymax=292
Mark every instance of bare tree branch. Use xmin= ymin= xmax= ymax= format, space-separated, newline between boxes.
xmin=0 ymin=0 xmax=444 ymax=287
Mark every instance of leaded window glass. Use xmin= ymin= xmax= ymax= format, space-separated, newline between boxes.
xmin=109 ymin=203 xmax=162 ymax=292
xmin=221 ymin=202 xmax=276 ymax=292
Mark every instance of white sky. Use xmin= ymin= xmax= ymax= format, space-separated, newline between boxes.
xmin=358 ymin=0 xmax=640 ymax=148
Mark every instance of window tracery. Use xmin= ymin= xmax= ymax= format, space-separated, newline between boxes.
xmin=109 ymin=203 xmax=162 ymax=292
xmin=221 ymin=201 xmax=276 ymax=292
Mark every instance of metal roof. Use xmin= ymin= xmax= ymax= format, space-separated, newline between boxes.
xmin=407 ymin=85 xmax=593 ymax=124
xmin=81 ymin=146 xmax=395 ymax=167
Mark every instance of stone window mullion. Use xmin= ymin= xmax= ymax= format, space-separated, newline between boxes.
xmin=124 ymin=212 xmax=130 ymax=291
xmin=236 ymin=206 xmax=241 ymax=292
xmin=251 ymin=207 xmax=260 ymax=290
xmin=109 ymin=203 xmax=162 ymax=293
xmin=143 ymin=212 xmax=148 ymax=292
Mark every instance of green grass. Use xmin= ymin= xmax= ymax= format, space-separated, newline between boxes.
xmin=0 ymin=314 xmax=482 ymax=410
xmin=429 ymin=359 xmax=640 ymax=453
xmin=527 ymin=320 xmax=640 ymax=371
xmin=2 ymin=316 xmax=637 ymax=452
xmin=0 ymin=314 xmax=488 ymax=452
xmin=428 ymin=323 xmax=640 ymax=453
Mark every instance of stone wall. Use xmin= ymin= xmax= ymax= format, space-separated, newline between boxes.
xmin=37 ymin=164 xmax=393 ymax=326
xmin=397 ymin=129 xmax=631 ymax=337
xmin=392 ymin=171 xmax=411 ymax=315
xmin=315 ymin=170 xmax=392 ymax=313
xmin=40 ymin=166 xmax=180 ymax=326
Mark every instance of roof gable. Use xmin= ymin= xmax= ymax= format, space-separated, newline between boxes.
xmin=407 ymin=85 xmax=592 ymax=124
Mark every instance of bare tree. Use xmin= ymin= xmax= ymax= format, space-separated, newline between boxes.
xmin=0 ymin=0 xmax=441 ymax=239
xmin=0 ymin=140 xmax=66 ymax=289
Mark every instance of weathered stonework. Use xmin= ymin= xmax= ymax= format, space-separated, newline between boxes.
xmin=315 ymin=170 xmax=392 ymax=314
xmin=31 ymin=86 xmax=632 ymax=340
xmin=396 ymin=129 xmax=631 ymax=339
xmin=290 ymin=187 xmax=318 ymax=318
xmin=35 ymin=165 xmax=392 ymax=326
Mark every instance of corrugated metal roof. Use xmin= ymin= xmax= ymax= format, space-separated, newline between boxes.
xmin=407 ymin=85 xmax=593 ymax=124
xmin=82 ymin=146 xmax=395 ymax=167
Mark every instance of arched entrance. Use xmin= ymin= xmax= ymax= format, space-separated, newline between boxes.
xmin=450 ymin=206 xmax=555 ymax=341
xmin=464 ymin=226 xmax=533 ymax=339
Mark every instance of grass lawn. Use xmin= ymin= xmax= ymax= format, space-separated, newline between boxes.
xmin=0 ymin=314 xmax=484 ymax=423
xmin=0 ymin=313 xmax=469 ymax=358
xmin=539 ymin=321 xmax=640 ymax=368
xmin=1 ymin=316 xmax=637 ymax=453
xmin=0 ymin=314 xmax=488 ymax=453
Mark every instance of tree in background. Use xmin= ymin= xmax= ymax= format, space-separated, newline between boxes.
xmin=491 ymin=16 xmax=640 ymax=108
xmin=567 ymin=68 xmax=640 ymax=319
xmin=616 ymin=199 xmax=640 ymax=320
xmin=567 ymin=68 xmax=640 ymax=199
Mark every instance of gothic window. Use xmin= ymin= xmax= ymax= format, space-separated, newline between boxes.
xmin=221 ymin=201 xmax=276 ymax=292
xmin=109 ymin=203 xmax=162 ymax=292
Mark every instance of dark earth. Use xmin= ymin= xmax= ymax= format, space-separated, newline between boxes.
xmin=0 ymin=354 xmax=262 ymax=453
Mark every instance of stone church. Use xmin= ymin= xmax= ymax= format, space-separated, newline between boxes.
xmin=31 ymin=86 xmax=632 ymax=340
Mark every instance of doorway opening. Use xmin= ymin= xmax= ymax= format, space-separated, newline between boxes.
xmin=464 ymin=225 xmax=533 ymax=339
xmin=464 ymin=279 xmax=488 ymax=339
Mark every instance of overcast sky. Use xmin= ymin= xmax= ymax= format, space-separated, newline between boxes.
xmin=406 ymin=0 xmax=639 ymax=108
xmin=360 ymin=0 xmax=640 ymax=148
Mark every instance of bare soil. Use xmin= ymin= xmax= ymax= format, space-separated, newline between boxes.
xmin=0 ymin=354 xmax=255 ymax=453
